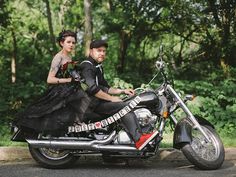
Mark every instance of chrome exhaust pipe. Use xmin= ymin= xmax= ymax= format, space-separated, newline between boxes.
xmin=26 ymin=130 xmax=139 ymax=152
xmin=27 ymin=131 xmax=116 ymax=150
xmin=92 ymin=144 xmax=138 ymax=152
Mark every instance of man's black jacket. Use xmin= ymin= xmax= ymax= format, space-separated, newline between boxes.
xmin=79 ymin=56 xmax=110 ymax=96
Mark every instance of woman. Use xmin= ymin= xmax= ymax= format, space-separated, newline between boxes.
xmin=15 ymin=30 xmax=90 ymax=134
xmin=47 ymin=30 xmax=76 ymax=85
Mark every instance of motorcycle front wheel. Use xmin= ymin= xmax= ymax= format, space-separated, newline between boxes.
xmin=29 ymin=145 xmax=77 ymax=169
xmin=181 ymin=125 xmax=225 ymax=170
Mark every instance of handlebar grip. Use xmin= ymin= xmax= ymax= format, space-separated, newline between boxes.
xmin=155 ymin=61 xmax=165 ymax=70
xmin=69 ymin=70 xmax=81 ymax=81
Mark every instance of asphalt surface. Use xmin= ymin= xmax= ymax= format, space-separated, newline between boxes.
xmin=0 ymin=151 xmax=236 ymax=177
xmin=0 ymin=147 xmax=236 ymax=162
xmin=1 ymin=147 xmax=236 ymax=177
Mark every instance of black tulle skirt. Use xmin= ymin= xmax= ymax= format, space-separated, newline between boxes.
xmin=14 ymin=83 xmax=88 ymax=133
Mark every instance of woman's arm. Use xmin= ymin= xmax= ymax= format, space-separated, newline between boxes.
xmin=47 ymin=57 xmax=72 ymax=84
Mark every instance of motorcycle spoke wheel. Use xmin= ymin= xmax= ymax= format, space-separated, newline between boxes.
xmin=181 ymin=125 xmax=225 ymax=170
xmin=191 ymin=126 xmax=220 ymax=161
xmin=39 ymin=148 xmax=70 ymax=160
xmin=28 ymin=133 xmax=78 ymax=169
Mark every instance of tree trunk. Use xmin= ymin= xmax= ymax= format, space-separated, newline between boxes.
xmin=176 ymin=38 xmax=184 ymax=67
xmin=220 ymin=0 xmax=231 ymax=65
xmin=84 ymin=0 xmax=92 ymax=57
xmin=43 ymin=0 xmax=56 ymax=52
xmin=59 ymin=0 xmax=70 ymax=28
xmin=208 ymin=0 xmax=234 ymax=66
xmin=117 ymin=31 xmax=130 ymax=73
xmin=11 ymin=29 xmax=17 ymax=84
xmin=208 ymin=0 xmax=222 ymax=28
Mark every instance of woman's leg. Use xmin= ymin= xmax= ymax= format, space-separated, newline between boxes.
xmin=67 ymin=89 xmax=91 ymax=122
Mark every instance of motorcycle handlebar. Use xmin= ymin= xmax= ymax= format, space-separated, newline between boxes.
xmin=155 ymin=61 xmax=165 ymax=70
xmin=69 ymin=70 xmax=81 ymax=82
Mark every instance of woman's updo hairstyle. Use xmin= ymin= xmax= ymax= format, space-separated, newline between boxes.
xmin=57 ymin=29 xmax=77 ymax=47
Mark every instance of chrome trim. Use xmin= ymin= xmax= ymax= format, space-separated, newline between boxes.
xmin=92 ymin=144 xmax=138 ymax=152
xmin=170 ymin=114 xmax=178 ymax=125
xmin=27 ymin=131 xmax=116 ymax=150
xmin=26 ymin=130 xmax=139 ymax=152
xmin=166 ymin=85 xmax=211 ymax=142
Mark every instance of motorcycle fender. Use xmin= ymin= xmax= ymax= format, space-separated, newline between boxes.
xmin=173 ymin=119 xmax=192 ymax=149
xmin=173 ymin=115 xmax=214 ymax=149
xmin=11 ymin=128 xmax=27 ymax=142
xmin=194 ymin=115 xmax=215 ymax=129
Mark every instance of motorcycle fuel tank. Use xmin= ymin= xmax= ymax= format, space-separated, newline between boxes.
xmin=138 ymin=91 xmax=159 ymax=107
xmin=125 ymin=91 xmax=159 ymax=108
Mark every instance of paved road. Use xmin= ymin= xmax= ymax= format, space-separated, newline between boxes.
xmin=0 ymin=156 xmax=236 ymax=177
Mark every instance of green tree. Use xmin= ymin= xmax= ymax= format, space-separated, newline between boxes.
xmin=99 ymin=0 xmax=163 ymax=73
xmin=205 ymin=0 xmax=236 ymax=67
xmin=0 ymin=0 xmax=10 ymax=28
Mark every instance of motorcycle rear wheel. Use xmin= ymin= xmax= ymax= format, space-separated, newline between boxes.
xmin=29 ymin=145 xmax=77 ymax=169
xmin=181 ymin=125 xmax=225 ymax=170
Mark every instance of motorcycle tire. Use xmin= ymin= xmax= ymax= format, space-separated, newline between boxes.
xmin=181 ymin=125 xmax=225 ymax=170
xmin=29 ymin=145 xmax=77 ymax=169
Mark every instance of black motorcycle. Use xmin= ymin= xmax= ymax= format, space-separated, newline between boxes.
xmin=11 ymin=59 xmax=225 ymax=170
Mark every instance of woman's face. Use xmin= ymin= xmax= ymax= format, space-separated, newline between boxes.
xmin=60 ymin=36 xmax=76 ymax=53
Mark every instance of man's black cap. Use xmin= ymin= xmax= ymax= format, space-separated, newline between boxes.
xmin=90 ymin=40 xmax=108 ymax=49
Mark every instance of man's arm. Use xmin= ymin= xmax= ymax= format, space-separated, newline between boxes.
xmin=95 ymin=90 xmax=122 ymax=102
xmin=80 ymin=63 xmax=101 ymax=95
xmin=108 ymin=87 xmax=135 ymax=96
xmin=95 ymin=87 xmax=135 ymax=102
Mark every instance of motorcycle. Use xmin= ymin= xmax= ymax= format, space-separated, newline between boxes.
xmin=11 ymin=58 xmax=225 ymax=170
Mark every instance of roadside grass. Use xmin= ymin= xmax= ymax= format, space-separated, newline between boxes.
xmin=0 ymin=124 xmax=27 ymax=147
xmin=0 ymin=133 xmax=26 ymax=147
xmin=220 ymin=134 xmax=236 ymax=148
xmin=159 ymin=132 xmax=236 ymax=148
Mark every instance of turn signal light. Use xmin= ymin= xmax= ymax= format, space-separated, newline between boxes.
xmin=163 ymin=111 xmax=168 ymax=118
xmin=185 ymin=94 xmax=196 ymax=101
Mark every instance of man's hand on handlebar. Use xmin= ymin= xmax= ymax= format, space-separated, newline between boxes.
xmin=123 ymin=89 xmax=135 ymax=96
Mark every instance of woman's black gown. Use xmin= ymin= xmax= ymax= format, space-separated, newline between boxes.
xmin=14 ymin=62 xmax=89 ymax=134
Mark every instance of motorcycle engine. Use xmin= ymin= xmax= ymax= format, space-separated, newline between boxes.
xmin=114 ymin=108 xmax=158 ymax=145
xmin=134 ymin=108 xmax=157 ymax=133
xmin=114 ymin=130 xmax=133 ymax=144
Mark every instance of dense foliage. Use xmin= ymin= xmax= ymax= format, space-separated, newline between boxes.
xmin=0 ymin=0 xmax=236 ymax=141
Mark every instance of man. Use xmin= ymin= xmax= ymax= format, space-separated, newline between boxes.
xmin=79 ymin=39 xmax=158 ymax=150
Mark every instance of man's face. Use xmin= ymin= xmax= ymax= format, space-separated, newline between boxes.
xmin=90 ymin=46 xmax=106 ymax=63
